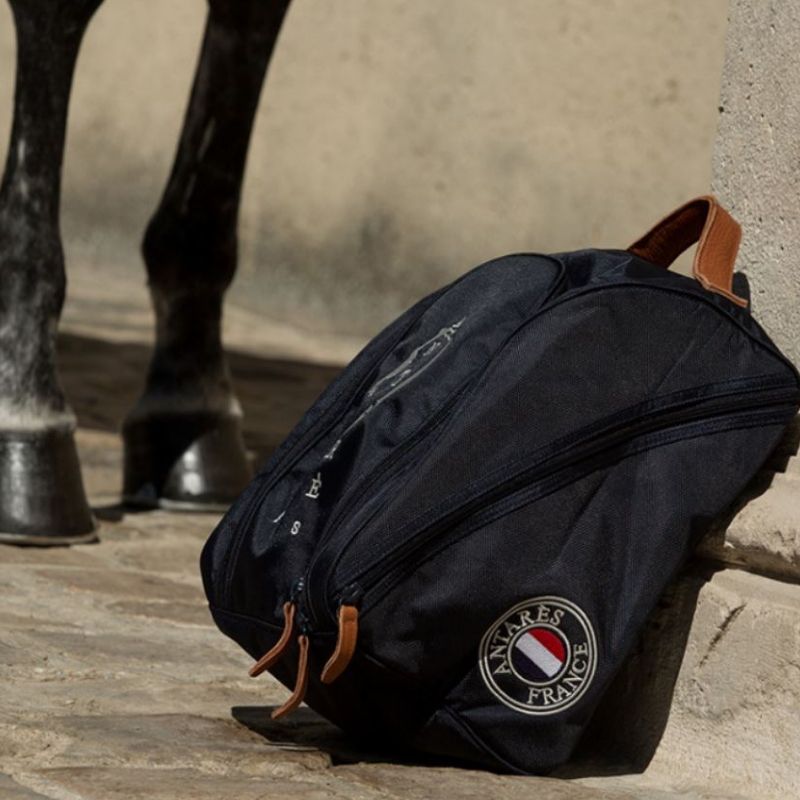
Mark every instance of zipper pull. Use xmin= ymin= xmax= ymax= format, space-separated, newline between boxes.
xmin=320 ymin=585 xmax=362 ymax=684
xmin=248 ymin=601 xmax=295 ymax=677
xmin=248 ymin=579 xmax=304 ymax=678
xmin=270 ymin=634 xmax=309 ymax=720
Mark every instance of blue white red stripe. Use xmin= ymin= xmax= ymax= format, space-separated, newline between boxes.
xmin=514 ymin=629 xmax=565 ymax=678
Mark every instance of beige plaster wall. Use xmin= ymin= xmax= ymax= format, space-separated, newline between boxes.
xmin=712 ymin=0 xmax=800 ymax=366
xmin=0 ymin=0 xmax=729 ymax=347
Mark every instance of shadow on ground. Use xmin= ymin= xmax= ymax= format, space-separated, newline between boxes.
xmin=58 ymin=332 xmax=342 ymax=467
xmin=231 ymin=706 xmax=497 ymax=774
xmin=232 ymin=706 xmax=412 ymax=766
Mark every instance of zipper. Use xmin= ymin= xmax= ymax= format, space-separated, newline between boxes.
xmin=305 ymin=381 xmax=799 ymax=632
xmin=352 ymin=404 xmax=796 ymax=616
xmin=260 ymin=382 xmax=467 ymax=671
xmin=220 ymin=289 xmax=450 ymax=608
xmin=309 ymin=378 xmax=474 ymax=571
xmin=242 ymin=376 xmax=469 ymax=615
xmin=297 ymin=383 xmax=469 ymax=629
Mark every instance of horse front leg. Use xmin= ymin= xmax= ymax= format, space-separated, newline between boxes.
xmin=0 ymin=0 xmax=103 ymax=544
xmin=123 ymin=0 xmax=292 ymax=509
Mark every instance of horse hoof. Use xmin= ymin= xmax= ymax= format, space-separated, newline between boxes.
xmin=122 ymin=412 xmax=252 ymax=511
xmin=0 ymin=427 xmax=97 ymax=546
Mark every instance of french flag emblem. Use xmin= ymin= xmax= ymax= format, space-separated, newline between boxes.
xmin=512 ymin=628 xmax=566 ymax=681
xmin=480 ymin=596 xmax=597 ymax=715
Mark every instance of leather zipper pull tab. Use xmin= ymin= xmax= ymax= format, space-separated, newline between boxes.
xmin=249 ymin=601 xmax=295 ymax=678
xmin=270 ymin=635 xmax=309 ymax=720
xmin=320 ymin=604 xmax=359 ymax=684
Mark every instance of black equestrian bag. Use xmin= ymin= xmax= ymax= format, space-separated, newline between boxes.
xmin=201 ymin=196 xmax=799 ymax=773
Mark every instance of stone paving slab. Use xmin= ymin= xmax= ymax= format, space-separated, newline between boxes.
xmin=0 ymin=775 xmax=50 ymax=799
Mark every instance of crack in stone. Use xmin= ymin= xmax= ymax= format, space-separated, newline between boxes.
xmin=698 ymin=603 xmax=746 ymax=669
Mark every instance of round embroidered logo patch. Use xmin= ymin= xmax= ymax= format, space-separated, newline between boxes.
xmin=479 ymin=596 xmax=597 ymax=715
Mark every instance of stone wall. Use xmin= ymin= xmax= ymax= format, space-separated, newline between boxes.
xmin=712 ymin=0 xmax=800 ymax=367
xmin=0 ymin=0 xmax=728 ymax=347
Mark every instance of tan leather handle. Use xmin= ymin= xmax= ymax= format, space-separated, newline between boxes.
xmin=628 ymin=195 xmax=746 ymax=307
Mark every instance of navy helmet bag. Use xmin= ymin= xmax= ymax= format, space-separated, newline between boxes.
xmin=201 ymin=196 xmax=800 ymax=773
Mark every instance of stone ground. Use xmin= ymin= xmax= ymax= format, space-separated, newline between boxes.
xmin=0 ymin=322 xmax=794 ymax=799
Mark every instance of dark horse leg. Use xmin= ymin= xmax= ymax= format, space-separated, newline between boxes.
xmin=123 ymin=0 xmax=291 ymax=509
xmin=0 ymin=0 xmax=103 ymax=543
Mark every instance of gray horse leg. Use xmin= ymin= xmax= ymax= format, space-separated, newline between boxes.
xmin=123 ymin=0 xmax=292 ymax=509
xmin=0 ymin=0 xmax=103 ymax=543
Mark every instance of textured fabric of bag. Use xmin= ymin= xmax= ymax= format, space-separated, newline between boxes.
xmin=201 ymin=206 xmax=800 ymax=773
